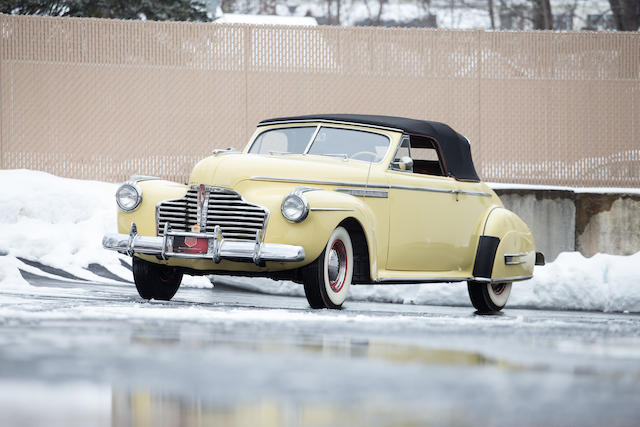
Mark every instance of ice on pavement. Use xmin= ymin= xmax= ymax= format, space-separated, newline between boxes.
xmin=1 ymin=169 xmax=639 ymax=312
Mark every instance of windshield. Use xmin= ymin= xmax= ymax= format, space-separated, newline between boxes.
xmin=248 ymin=127 xmax=315 ymax=155
xmin=307 ymin=127 xmax=389 ymax=162
xmin=249 ymin=125 xmax=390 ymax=163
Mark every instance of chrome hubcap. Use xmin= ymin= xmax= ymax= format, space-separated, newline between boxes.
xmin=327 ymin=240 xmax=347 ymax=293
xmin=491 ymin=283 xmax=506 ymax=295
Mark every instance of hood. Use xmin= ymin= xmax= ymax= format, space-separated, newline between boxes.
xmin=189 ymin=153 xmax=374 ymax=188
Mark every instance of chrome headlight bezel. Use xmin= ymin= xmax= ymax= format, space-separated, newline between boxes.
xmin=281 ymin=192 xmax=309 ymax=223
xmin=116 ymin=182 xmax=142 ymax=212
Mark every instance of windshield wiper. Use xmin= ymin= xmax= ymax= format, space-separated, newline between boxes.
xmin=318 ymin=153 xmax=348 ymax=160
xmin=268 ymin=151 xmax=302 ymax=156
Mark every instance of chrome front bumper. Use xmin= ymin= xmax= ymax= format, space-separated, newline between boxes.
xmin=102 ymin=223 xmax=305 ymax=265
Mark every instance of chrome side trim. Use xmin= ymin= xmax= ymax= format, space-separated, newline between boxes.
xmin=294 ymin=185 xmax=323 ymax=194
xmin=309 ymin=208 xmax=354 ymax=212
xmin=486 ymin=275 xmax=533 ymax=283
xmin=389 ymin=184 xmax=454 ymax=195
xmin=375 ymin=274 xmax=533 ymax=284
xmin=375 ymin=277 xmax=470 ymax=283
xmin=129 ymin=175 xmax=161 ymax=182
xmin=389 ymin=186 xmax=491 ymax=198
xmin=250 ymin=176 xmax=388 ymax=189
xmin=458 ymin=190 xmax=492 ymax=198
xmin=335 ymin=188 xmax=389 ymax=198
xmin=504 ymin=253 xmax=528 ymax=265
xmin=250 ymin=176 xmax=491 ymax=198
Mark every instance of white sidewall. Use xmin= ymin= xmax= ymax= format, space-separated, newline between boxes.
xmin=322 ymin=226 xmax=353 ymax=306
xmin=487 ymin=282 xmax=512 ymax=308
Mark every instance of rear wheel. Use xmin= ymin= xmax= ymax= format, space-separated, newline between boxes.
xmin=303 ymin=226 xmax=353 ymax=309
xmin=132 ymin=257 xmax=183 ymax=301
xmin=467 ymin=281 xmax=512 ymax=313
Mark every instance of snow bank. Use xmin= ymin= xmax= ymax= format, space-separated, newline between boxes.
xmin=1 ymin=169 xmax=639 ymax=312
xmin=214 ymin=250 xmax=640 ymax=313
xmin=0 ymin=170 xmax=211 ymax=290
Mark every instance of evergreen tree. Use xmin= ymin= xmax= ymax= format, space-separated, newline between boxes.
xmin=0 ymin=0 xmax=210 ymax=22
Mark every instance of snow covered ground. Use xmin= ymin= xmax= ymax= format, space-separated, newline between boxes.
xmin=1 ymin=169 xmax=639 ymax=313
xmin=226 ymin=0 xmax=613 ymax=30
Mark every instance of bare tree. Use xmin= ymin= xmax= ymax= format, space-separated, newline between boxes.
xmin=609 ymin=0 xmax=640 ymax=30
xmin=363 ymin=0 xmax=387 ymax=25
xmin=325 ymin=0 xmax=342 ymax=25
xmin=532 ymin=0 xmax=553 ymax=29
xmin=498 ymin=0 xmax=553 ymax=30
xmin=488 ymin=0 xmax=496 ymax=29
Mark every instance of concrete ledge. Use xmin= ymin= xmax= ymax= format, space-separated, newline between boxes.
xmin=494 ymin=188 xmax=640 ymax=261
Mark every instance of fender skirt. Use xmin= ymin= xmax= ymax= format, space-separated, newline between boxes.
xmin=472 ymin=236 xmax=500 ymax=279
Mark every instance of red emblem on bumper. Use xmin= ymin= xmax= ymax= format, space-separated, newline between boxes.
xmin=184 ymin=237 xmax=198 ymax=248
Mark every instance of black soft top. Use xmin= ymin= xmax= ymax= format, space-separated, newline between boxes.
xmin=259 ymin=114 xmax=480 ymax=182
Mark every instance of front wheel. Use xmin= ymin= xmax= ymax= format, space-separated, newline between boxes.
xmin=303 ymin=226 xmax=354 ymax=309
xmin=467 ymin=281 xmax=512 ymax=313
xmin=132 ymin=257 xmax=183 ymax=301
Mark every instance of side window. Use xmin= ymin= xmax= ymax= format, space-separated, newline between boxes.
xmin=390 ymin=137 xmax=412 ymax=172
xmin=409 ymin=136 xmax=445 ymax=176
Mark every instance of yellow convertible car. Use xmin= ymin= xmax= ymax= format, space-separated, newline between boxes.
xmin=103 ymin=114 xmax=544 ymax=313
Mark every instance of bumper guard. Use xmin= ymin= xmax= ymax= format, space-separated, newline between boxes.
xmin=102 ymin=223 xmax=305 ymax=265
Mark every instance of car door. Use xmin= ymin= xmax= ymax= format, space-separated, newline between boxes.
xmin=386 ymin=136 xmax=466 ymax=272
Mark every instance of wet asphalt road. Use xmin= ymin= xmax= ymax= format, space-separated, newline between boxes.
xmin=1 ymin=268 xmax=640 ymax=427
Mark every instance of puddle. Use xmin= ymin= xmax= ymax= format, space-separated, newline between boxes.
xmin=111 ymin=390 xmax=457 ymax=427
xmin=129 ymin=327 xmax=527 ymax=371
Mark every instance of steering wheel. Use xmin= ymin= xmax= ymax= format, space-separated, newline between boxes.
xmin=350 ymin=151 xmax=377 ymax=161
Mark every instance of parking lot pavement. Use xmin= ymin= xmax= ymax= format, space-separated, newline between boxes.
xmin=1 ymin=271 xmax=640 ymax=427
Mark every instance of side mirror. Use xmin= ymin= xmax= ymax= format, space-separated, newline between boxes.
xmin=391 ymin=156 xmax=413 ymax=172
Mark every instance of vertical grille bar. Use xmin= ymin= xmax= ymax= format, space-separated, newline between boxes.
xmin=157 ymin=186 xmax=268 ymax=240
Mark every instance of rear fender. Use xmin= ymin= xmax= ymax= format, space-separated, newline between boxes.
xmin=475 ymin=208 xmax=536 ymax=282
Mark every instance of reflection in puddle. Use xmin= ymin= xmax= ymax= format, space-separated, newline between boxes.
xmin=112 ymin=390 xmax=463 ymax=427
xmin=112 ymin=333 xmax=511 ymax=426
xmin=129 ymin=328 xmax=521 ymax=371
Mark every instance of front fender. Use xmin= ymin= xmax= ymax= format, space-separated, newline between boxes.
xmin=246 ymin=187 xmax=377 ymax=268
xmin=117 ymin=180 xmax=188 ymax=236
xmin=481 ymin=208 xmax=536 ymax=281
xmin=306 ymin=190 xmax=379 ymax=269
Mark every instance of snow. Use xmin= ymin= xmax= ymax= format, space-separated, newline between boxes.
xmin=0 ymin=170 xmax=211 ymax=291
xmin=215 ymin=14 xmax=318 ymax=26
xmin=232 ymin=0 xmax=613 ymax=31
xmin=1 ymin=169 xmax=639 ymax=313
xmin=214 ymin=251 xmax=640 ymax=313
xmin=273 ymin=0 xmax=491 ymax=29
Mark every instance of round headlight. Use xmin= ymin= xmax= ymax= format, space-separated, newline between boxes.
xmin=281 ymin=193 xmax=309 ymax=223
xmin=116 ymin=182 xmax=142 ymax=212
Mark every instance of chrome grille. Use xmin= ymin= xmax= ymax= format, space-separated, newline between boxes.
xmin=156 ymin=187 xmax=268 ymax=240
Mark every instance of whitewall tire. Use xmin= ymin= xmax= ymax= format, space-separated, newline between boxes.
xmin=303 ymin=226 xmax=353 ymax=309
xmin=467 ymin=281 xmax=512 ymax=313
